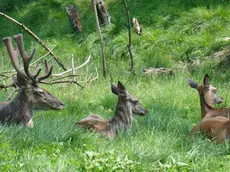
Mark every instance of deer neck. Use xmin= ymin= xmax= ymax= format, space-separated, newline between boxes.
xmin=14 ymin=89 xmax=33 ymax=114
xmin=199 ymin=91 xmax=214 ymax=119
xmin=108 ymin=99 xmax=133 ymax=133
xmin=0 ymin=88 xmax=34 ymax=124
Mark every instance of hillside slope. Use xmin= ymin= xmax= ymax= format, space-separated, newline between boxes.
xmin=1 ymin=0 xmax=230 ymax=171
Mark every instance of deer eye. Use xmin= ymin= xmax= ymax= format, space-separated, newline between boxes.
xmin=133 ymin=100 xmax=138 ymax=104
xmin=36 ymin=90 xmax=44 ymax=95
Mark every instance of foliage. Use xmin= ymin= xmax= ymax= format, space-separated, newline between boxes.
xmin=1 ymin=0 xmax=230 ymax=171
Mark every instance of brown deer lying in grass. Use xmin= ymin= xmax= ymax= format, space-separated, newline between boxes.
xmin=186 ymin=74 xmax=230 ymax=143
xmin=0 ymin=34 xmax=64 ymax=127
xmin=187 ymin=116 xmax=230 ymax=143
xmin=76 ymin=81 xmax=147 ymax=138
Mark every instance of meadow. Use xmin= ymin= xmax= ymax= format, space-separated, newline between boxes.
xmin=1 ymin=0 xmax=230 ymax=171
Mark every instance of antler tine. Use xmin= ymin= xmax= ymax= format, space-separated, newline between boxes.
xmin=38 ymin=60 xmax=53 ymax=82
xmin=2 ymin=37 xmax=29 ymax=80
xmin=13 ymin=34 xmax=37 ymax=84
xmin=33 ymin=68 xmax=42 ymax=79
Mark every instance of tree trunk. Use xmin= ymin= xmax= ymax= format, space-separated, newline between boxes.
xmin=121 ymin=0 xmax=135 ymax=75
xmin=65 ymin=4 xmax=82 ymax=33
xmin=92 ymin=0 xmax=107 ymax=78
xmin=93 ymin=0 xmax=111 ymax=26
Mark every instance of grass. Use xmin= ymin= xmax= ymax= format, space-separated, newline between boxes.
xmin=1 ymin=75 xmax=230 ymax=171
xmin=1 ymin=0 xmax=230 ymax=171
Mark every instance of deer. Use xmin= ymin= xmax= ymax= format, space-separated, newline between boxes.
xmin=187 ymin=74 xmax=224 ymax=119
xmin=76 ymin=81 xmax=147 ymax=138
xmin=186 ymin=74 xmax=230 ymax=143
xmin=0 ymin=34 xmax=64 ymax=127
xmin=187 ymin=116 xmax=230 ymax=143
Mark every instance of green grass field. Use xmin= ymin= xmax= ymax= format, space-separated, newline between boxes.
xmin=1 ymin=0 xmax=230 ymax=171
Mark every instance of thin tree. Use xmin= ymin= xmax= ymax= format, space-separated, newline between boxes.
xmin=92 ymin=0 xmax=107 ymax=78
xmin=121 ymin=0 xmax=135 ymax=75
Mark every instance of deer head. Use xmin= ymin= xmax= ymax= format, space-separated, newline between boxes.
xmin=2 ymin=34 xmax=64 ymax=111
xmin=187 ymin=74 xmax=223 ymax=118
xmin=111 ymin=81 xmax=147 ymax=116
xmin=187 ymin=74 xmax=223 ymax=106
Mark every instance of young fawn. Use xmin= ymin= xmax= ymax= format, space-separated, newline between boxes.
xmin=187 ymin=74 xmax=230 ymax=143
xmin=76 ymin=81 xmax=147 ymax=138
xmin=0 ymin=34 xmax=64 ymax=127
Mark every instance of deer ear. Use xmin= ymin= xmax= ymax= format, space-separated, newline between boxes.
xmin=12 ymin=76 xmax=20 ymax=88
xmin=117 ymin=81 xmax=126 ymax=91
xmin=117 ymin=81 xmax=127 ymax=97
xmin=111 ymin=83 xmax=119 ymax=95
xmin=187 ymin=78 xmax=198 ymax=89
xmin=203 ymin=74 xmax=211 ymax=86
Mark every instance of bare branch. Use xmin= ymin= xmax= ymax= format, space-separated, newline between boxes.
xmin=49 ymin=74 xmax=84 ymax=82
xmin=121 ymin=0 xmax=135 ymax=75
xmin=71 ymin=54 xmax=76 ymax=82
xmin=40 ymin=80 xmax=84 ymax=88
xmin=0 ymin=74 xmax=10 ymax=78
xmin=92 ymin=0 xmax=107 ymax=78
xmin=53 ymin=55 xmax=91 ymax=77
xmin=0 ymin=83 xmax=15 ymax=90
xmin=89 ymin=67 xmax=98 ymax=82
xmin=0 ymin=52 xmax=96 ymax=90
xmin=79 ymin=67 xmax=98 ymax=84
xmin=0 ymin=12 xmax=67 ymax=71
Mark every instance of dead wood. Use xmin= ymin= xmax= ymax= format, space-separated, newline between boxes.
xmin=143 ymin=67 xmax=174 ymax=76
xmin=66 ymin=5 xmax=82 ymax=33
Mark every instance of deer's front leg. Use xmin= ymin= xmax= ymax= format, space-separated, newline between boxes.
xmin=25 ymin=118 xmax=34 ymax=128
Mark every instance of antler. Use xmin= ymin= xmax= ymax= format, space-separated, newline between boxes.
xmin=14 ymin=34 xmax=43 ymax=84
xmin=37 ymin=60 xmax=53 ymax=82
xmin=2 ymin=37 xmax=30 ymax=81
xmin=3 ymin=34 xmax=53 ymax=85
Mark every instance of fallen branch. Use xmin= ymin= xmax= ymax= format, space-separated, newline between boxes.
xmin=88 ymin=67 xmax=98 ymax=82
xmin=79 ymin=67 xmax=98 ymax=84
xmin=0 ymin=54 xmax=97 ymax=90
xmin=0 ymin=12 xmax=67 ymax=71
xmin=0 ymin=83 xmax=15 ymax=90
xmin=40 ymin=80 xmax=84 ymax=88
xmin=0 ymin=73 xmax=10 ymax=78
xmin=50 ymin=74 xmax=84 ymax=82
xmin=143 ymin=67 xmax=174 ymax=76
xmin=71 ymin=54 xmax=76 ymax=82
xmin=0 ymin=70 xmax=15 ymax=75
xmin=53 ymin=55 xmax=92 ymax=76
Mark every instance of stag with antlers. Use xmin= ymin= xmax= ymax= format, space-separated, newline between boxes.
xmin=0 ymin=34 xmax=64 ymax=127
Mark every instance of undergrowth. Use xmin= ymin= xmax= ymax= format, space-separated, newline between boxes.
xmin=1 ymin=0 xmax=230 ymax=171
